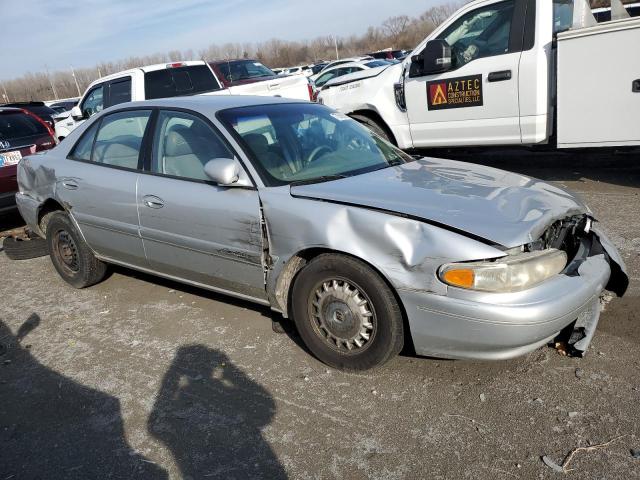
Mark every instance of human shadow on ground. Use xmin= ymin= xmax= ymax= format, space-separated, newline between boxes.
xmin=0 ymin=314 xmax=168 ymax=479
xmin=148 ymin=345 xmax=287 ymax=479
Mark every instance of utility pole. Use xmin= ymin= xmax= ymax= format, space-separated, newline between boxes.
xmin=0 ymin=83 xmax=9 ymax=103
xmin=44 ymin=65 xmax=58 ymax=100
xmin=334 ymin=36 xmax=340 ymax=60
xmin=70 ymin=66 xmax=82 ymax=96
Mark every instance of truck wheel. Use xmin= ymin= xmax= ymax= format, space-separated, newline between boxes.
xmin=291 ymin=254 xmax=404 ymax=371
xmin=46 ymin=212 xmax=107 ymax=288
xmin=350 ymin=114 xmax=394 ymax=144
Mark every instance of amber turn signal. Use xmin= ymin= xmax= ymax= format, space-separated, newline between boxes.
xmin=441 ymin=269 xmax=475 ymax=289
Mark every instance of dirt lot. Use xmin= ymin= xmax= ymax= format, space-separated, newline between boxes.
xmin=1 ymin=150 xmax=639 ymax=479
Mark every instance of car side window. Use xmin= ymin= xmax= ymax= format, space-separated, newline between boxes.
xmin=92 ymin=110 xmax=151 ymax=169
xmin=436 ymin=0 xmax=515 ymax=69
xmin=152 ymin=110 xmax=235 ymax=181
xmin=315 ymin=71 xmax=337 ymax=87
xmin=69 ymin=121 xmax=100 ymax=161
xmin=106 ymin=78 xmax=132 ymax=108
xmin=80 ymin=85 xmax=105 ymax=118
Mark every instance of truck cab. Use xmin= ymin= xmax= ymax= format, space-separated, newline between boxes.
xmin=319 ymin=0 xmax=640 ymax=150
xmin=57 ymin=62 xmax=222 ymax=140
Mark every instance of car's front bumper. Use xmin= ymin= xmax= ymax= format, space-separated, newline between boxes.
xmin=399 ymin=236 xmax=619 ymax=361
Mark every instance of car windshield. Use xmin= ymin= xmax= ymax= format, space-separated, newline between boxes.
xmin=364 ymin=60 xmax=393 ymax=68
xmin=217 ymin=60 xmax=275 ymax=82
xmin=219 ymin=103 xmax=413 ymax=186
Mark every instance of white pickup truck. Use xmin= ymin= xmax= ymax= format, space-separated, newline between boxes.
xmin=318 ymin=0 xmax=640 ymax=150
xmin=57 ymin=60 xmax=312 ymax=139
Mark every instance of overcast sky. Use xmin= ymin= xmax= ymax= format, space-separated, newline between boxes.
xmin=1 ymin=0 xmax=444 ymax=80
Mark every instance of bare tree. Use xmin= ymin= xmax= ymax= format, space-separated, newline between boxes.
xmin=3 ymin=1 xmax=481 ymax=102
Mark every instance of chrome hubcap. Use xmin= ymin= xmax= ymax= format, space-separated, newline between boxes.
xmin=309 ymin=279 xmax=375 ymax=352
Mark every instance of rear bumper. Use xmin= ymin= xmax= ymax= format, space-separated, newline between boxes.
xmin=399 ymin=247 xmax=614 ymax=361
xmin=15 ymin=192 xmax=40 ymax=232
xmin=0 ymin=191 xmax=17 ymax=213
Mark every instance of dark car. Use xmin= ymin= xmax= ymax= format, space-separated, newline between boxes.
xmin=0 ymin=107 xmax=56 ymax=213
xmin=208 ymin=59 xmax=279 ymax=88
xmin=50 ymin=100 xmax=78 ymax=112
xmin=2 ymin=102 xmax=58 ymax=129
xmin=367 ymin=50 xmax=407 ymax=61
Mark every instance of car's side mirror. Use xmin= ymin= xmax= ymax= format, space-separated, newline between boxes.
xmin=203 ymin=158 xmax=251 ymax=187
xmin=70 ymin=106 xmax=84 ymax=121
xmin=409 ymin=39 xmax=452 ymax=77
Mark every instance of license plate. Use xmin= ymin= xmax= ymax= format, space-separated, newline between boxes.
xmin=0 ymin=150 xmax=22 ymax=168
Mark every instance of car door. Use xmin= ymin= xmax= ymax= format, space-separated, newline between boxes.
xmin=59 ymin=109 xmax=151 ymax=266
xmin=136 ymin=109 xmax=266 ymax=301
xmin=404 ymin=0 xmax=524 ymax=147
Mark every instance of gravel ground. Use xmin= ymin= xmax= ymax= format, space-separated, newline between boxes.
xmin=1 ymin=151 xmax=639 ymax=479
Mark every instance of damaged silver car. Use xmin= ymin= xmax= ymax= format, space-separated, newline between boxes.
xmin=15 ymin=96 xmax=628 ymax=370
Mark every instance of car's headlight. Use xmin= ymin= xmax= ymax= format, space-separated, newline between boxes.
xmin=439 ymin=249 xmax=567 ymax=293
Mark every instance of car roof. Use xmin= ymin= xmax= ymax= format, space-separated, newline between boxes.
xmin=87 ymin=60 xmax=209 ymax=87
xmin=0 ymin=107 xmax=25 ymax=114
xmin=106 ymin=94 xmax=309 ymax=116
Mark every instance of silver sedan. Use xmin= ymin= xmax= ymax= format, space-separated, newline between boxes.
xmin=15 ymin=96 xmax=628 ymax=370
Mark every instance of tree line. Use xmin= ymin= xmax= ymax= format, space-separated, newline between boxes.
xmin=0 ymin=0 xmax=631 ymax=103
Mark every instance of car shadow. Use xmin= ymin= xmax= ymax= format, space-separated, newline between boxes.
xmin=148 ymin=345 xmax=287 ymax=479
xmin=418 ymin=147 xmax=640 ymax=188
xmin=108 ymin=264 xmax=275 ymax=321
xmin=0 ymin=314 xmax=168 ymax=479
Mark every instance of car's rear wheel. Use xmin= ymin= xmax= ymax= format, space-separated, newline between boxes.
xmin=46 ymin=212 xmax=107 ymax=288
xmin=291 ymin=254 xmax=404 ymax=370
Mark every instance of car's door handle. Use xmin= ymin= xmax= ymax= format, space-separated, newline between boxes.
xmin=633 ymin=79 xmax=640 ymax=93
xmin=143 ymin=195 xmax=164 ymax=209
xmin=62 ymin=180 xmax=79 ymax=190
xmin=488 ymin=70 xmax=512 ymax=82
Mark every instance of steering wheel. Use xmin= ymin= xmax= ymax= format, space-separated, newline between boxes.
xmin=307 ymin=145 xmax=333 ymax=164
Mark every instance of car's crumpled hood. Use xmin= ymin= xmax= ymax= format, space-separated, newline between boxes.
xmin=290 ymin=158 xmax=588 ymax=248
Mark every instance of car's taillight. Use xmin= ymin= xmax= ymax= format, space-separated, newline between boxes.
xmin=166 ymin=62 xmax=186 ymax=68
xmin=21 ymin=109 xmax=57 ymax=146
xmin=308 ymin=83 xmax=314 ymax=101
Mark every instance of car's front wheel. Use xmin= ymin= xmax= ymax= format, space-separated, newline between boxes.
xmin=291 ymin=254 xmax=404 ymax=370
xmin=46 ymin=212 xmax=107 ymax=288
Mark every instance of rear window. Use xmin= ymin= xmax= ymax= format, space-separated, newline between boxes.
xmin=0 ymin=112 xmax=48 ymax=141
xmin=217 ymin=61 xmax=275 ymax=82
xmin=144 ymin=65 xmax=221 ymax=100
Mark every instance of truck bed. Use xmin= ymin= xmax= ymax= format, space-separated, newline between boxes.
xmin=557 ymin=17 xmax=640 ymax=148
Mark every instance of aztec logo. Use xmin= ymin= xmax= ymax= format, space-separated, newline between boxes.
xmin=427 ymin=74 xmax=483 ymax=111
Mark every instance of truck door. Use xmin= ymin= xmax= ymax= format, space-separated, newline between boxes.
xmin=404 ymin=0 xmax=528 ymax=147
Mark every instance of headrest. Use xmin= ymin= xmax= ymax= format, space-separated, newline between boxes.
xmin=165 ymin=125 xmax=198 ymax=157
xmin=243 ymin=133 xmax=269 ymax=154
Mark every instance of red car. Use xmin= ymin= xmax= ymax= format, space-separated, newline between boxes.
xmin=208 ymin=59 xmax=281 ymax=88
xmin=0 ymin=108 xmax=57 ymax=214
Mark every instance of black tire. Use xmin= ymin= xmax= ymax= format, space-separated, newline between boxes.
xmin=350 ymin=114 xmax=394 ymax=144
xmin=291 ymin=254 xmax=404 ymax=371
xmin=46 ymin=212 xmax=107 ymax=288
xmin=2 ymin=235 xmax=49 ymax=260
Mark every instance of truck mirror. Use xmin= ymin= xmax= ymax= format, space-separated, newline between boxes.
xmin=70 ymin=106 xmax=84 ymax=121
xmin=410 ymin=40 xmax=452 ymax=77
